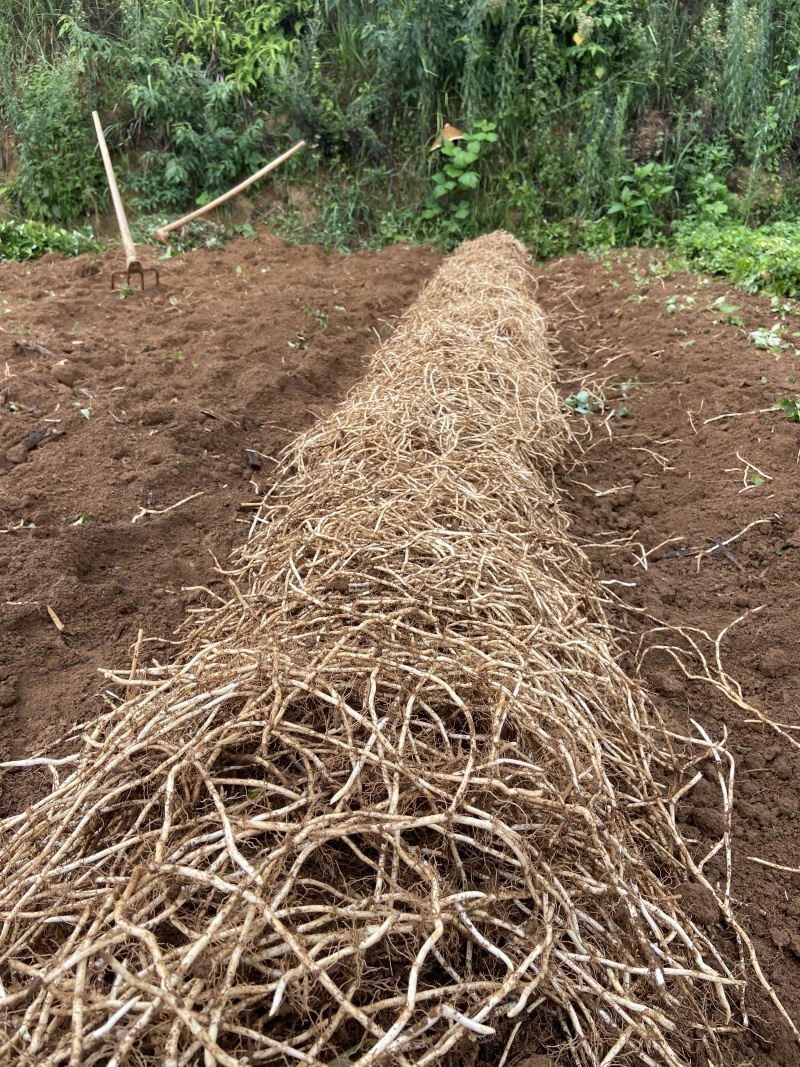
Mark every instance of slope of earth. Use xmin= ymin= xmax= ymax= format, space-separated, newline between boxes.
xmin=0 ymin=236 xmax=441 ymax=814
xmin=536 ymin=249 xmax=800 ymax=1067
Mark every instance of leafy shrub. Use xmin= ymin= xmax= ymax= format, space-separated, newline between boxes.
xmin=126 ymin=65 xmax=266 ymax=212
xmin=9 ymin=54 xmax=106 ymax=224
xmin=423 ymin=121 xmax=498 ymax=243
xmin=682 ymin=171 xmax=736 ymax=222
xmin=61 ymin=10 xmax=274 ymax=216
xmin=0 ymin=220 xmax=102 ymax=262
xmin=162 ymin=0 xmax=307 ymax=91
xmin=674 ymin=220 xmax=800 ymax=296
xmin=605 ymin=162 xmax=675 ymax=245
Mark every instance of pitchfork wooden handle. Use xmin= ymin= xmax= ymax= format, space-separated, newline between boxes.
xmin=92 ymin=111 xmax=140 ymax=271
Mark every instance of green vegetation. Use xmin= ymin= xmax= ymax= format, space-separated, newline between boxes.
xmin=1 ymin=0 xmax=800 ymax=279
xmin=772 ymin=396 xmax=800 ymax=421
xmin=0 ymin=220 xmax=102 ymax=261
xmin=675 ymin=220 xmax=800 ymax=297
xmin=423 ymin=122 xmax=499 ymax=240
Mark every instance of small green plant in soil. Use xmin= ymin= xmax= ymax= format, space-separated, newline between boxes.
xmin=563 ymin=388 xmax=604 ymax=416
xmin=750 ymin=326 xmax=791 ymax=355
xmin=772 ymin=396 xmax=800 ymax=422
xmin=665 ymin=294 xmax=696 ymax=313
xmin=303 ymin=304 xmax=328 ymax=327
xmin=709 ymin=295 xmax=743 ymax=326
xmin=608 ymin=376 xmax=642 ymax=417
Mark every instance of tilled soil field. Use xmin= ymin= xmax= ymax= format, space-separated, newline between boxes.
xmin=1 ymin=235 xmax=798 ymax=1065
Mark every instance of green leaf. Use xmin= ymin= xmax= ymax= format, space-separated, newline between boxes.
xmin=564 ymin=389 xmax=602 ymax=416
xmin=457 ymin=171 xmax=480 ymax=189
xmin=772 ymin=397 xmax=800 ymax=422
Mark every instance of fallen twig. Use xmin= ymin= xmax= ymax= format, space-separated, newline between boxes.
xmin=703 ymin=408 xmax=774 ymax=424
xmin=656 ymin=517 xmax=777 ymax=565
xmin=131 ymin=491 xmax=204 ymax=524
xmin=748 ymin=857 xmax=800 ymax=875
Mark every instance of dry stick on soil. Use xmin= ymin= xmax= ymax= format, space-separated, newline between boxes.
xmin=639 ymin=608 xmax=800 ymax=755
xmin=748 ymin=858 xmax=800 ymax=874
xmin=702 ymin=408 xmax=775 ymax=424
xmin=0 ymin=233 xmax=780 ymax=1067
xmin=130 ymin=491 xmax=205 ymax=524
xmin=654 ymin=518 xmax=778 ymax=566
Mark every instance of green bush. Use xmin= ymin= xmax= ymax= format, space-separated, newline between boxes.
xmin=3 ymin=0 xmax=800 ymax=255
xmin=125 ymin=64 xmax=267 ymax=213
xmin=605 ymin=162 xmax=676 ymax=245
xmin=674 ymin=219 xmax=800 ymax=296
xmin=162 ymin=0 xmax=307 ymax=91
xmin=0 ymin=220 xmax=102 ymax=262
xmin=9 ymin=54 xmax=106 ymax=225
xmin=422 ymin=121 xmax=498 ymax=244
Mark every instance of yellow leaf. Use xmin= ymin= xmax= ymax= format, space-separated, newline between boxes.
xmin=430 ymin=123 xmax=465 ymax=151
xmin=573 ymin=32 xmax=584 ymax=45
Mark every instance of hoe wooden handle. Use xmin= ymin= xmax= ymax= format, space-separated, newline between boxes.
xmin=153 ymin=140 xmax=307 ymax=245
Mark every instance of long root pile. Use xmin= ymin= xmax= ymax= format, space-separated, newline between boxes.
xmin=0 ymin=233 xmax=740 ymax=1066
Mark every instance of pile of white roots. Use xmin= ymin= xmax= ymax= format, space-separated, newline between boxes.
xmin=0 ymin=233 xmax=742 ymax=1066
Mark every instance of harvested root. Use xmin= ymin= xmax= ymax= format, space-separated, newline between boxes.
xmin=1 ymin=233 xmax=744 ymax=1066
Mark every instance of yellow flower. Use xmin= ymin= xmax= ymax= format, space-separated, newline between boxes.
xmin=573 ymin=32 xmax=584 ymax=45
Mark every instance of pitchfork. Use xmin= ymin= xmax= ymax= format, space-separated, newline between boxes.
xmin=92 ymin=111 xmax=159 ymax=291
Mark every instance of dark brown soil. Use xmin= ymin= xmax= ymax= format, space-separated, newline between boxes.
xmin=0 ymin=236 xmax=441 ymax=813
xmin=1 ymin=236 xmax=799 ymax=1063
xmin=535 ymin=249 xmax=800 ymax=1066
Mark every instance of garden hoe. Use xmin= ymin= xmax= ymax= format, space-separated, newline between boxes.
xmin=153 ymin=140 xmax=306 ymax=247
xmin=92 ymin=110 xmax=159 ymax=291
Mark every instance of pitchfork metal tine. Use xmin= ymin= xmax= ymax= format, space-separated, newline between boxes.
xmin=111 ymin=263 xmax=160 ymax=291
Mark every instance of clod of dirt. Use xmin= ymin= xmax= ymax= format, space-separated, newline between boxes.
xmin=759 ymin=648 xmax=786 ymax=678
xmin=679 ymin=882 xmax=721 ymax=926
xmin=52 ymin=362 xmax=81 ymax=385
xmin=649 ymin=669 xmax=685 ymax=697
xmin=0 ymin=679 xmax=17 ymax=708
xmin=5 ymin=445 xmax=28 ymax=465
xmin=689 ymin=806 xmax=726 ymax=837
